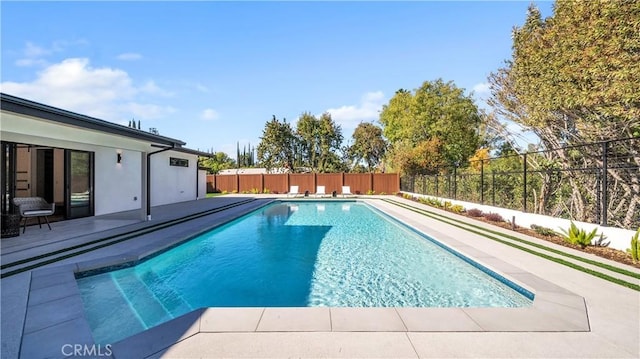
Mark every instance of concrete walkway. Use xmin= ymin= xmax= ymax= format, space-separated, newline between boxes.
xmin=2 ymin=195 xmax=639 ymax=358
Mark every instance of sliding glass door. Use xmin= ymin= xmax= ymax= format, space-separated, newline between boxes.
xmin=65 ymin=150 xmax=94 ymax=218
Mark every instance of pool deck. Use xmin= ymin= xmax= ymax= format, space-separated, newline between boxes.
xmin=1 ymin=195 xmax=639 ymax=358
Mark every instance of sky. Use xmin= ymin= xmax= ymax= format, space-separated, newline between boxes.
xmin=1 ymin=1 xmax=553 ymax=157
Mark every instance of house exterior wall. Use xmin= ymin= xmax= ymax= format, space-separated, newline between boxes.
xmin=2 ymin=109 xmax=202 ymax=217
xmin=198 ymin=170 xmax=207 ymax=199
xmin=94 ymin=149 xmax=143 ymax=215
xmin=149 ymin=151 xmax=199 ymax=207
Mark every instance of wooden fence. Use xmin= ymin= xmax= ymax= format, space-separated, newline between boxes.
xmin=207 ymin=173 xmax=399 ymax=195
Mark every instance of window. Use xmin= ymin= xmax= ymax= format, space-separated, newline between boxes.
xmin=169 ymin=157 xmax=189 ymax=167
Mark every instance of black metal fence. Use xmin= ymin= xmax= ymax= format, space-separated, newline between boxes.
xmin=400 ymin=137 xmax=640 ymax=230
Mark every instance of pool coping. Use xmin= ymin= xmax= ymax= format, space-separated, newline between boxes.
xmin=21 ymin=199 xmax=590 ymax=358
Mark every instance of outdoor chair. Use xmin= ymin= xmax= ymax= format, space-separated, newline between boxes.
xmin=342 ymin=186 xmax=354 ymax=197
xmin=315 ymin=186 xmax=329 ymax=197
xmin=287 ymin=185 xmax=301 ymax=197
xmin=13 ymin=197 xmax=55 ymax=233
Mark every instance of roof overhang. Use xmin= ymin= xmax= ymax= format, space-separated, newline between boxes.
xmin=1 ymin=93 xmax=186 ymax=147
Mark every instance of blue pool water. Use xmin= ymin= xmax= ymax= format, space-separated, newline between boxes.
xmin=78 ymin=201 xmax=533 ymax=344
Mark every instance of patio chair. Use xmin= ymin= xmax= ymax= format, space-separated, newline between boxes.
xmin=13 ymin=197 xmax=55 ymax=233
xmin=287 ymin=185 xmax=301 ymax=197
xmin=315 ymin=186 xmax=329 ymax=198
xmin=342 ymin=186 xmax=355 ymax=197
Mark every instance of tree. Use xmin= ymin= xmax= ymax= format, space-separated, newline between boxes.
xmin=348 ymin=122 xmax=387 ymax=172
xmin=296 ymin=112 xmax=320 ymax=171
xmin=236 ymin=142 xmax=256 ymax=167
xmin=380 ymin=80 xmax=481 ymax=174
xmin=295 ymin=112 xmax=344 ymax=172
xmin=487 ymin=1 xmax=640 ymax=228
xmin=256 ymin=116 xmax=296 ymax=172
xmin=199 ymin=152 xmax=235 ymax=174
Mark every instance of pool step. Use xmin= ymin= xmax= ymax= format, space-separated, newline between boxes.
xmin=139 ymin=270 xmax=193 ymax=316
xmin=112 ymin=271 xmax=174 ymax=329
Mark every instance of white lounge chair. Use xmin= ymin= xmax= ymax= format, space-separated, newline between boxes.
xmin=287 ymin=185 xmax=301 ymax=197
xmin=342 ymin=186 xmax=354 ymax=197
xmin=315 ymin=185 xmax=328 ymax=197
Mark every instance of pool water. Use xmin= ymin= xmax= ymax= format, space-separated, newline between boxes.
xmin=78 ymin=201 xmax=533 ymax=344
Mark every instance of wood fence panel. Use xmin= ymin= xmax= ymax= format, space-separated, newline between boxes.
xmin=215 ymin=175 xmax=238 ymax=193
xmin=373 ymin=173 xmax=400 ymax=194
xmin=316 ymin=173 xmax=342 ymax=194
xmin=209 ymin=172 xmax=399 ymax=195
xmin=289 ymin=173 xmax=315 ymax=194
xmin=238 ymin=174 xmax=263 ymax=193
xmin=344 ymin=173 xmax=372 ymax=195
xmin=206 ymin=175 xmax=215 ymax=192
xmin=263 ymin=174 xmax=288 ymax=194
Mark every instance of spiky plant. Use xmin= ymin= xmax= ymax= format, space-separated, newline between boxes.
xmin=559 ymin=222 xmax=598 ymax=249
xmin=627 ymin=229 xmax=640 ymax=262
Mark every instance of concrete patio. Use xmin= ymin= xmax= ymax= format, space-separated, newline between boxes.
xmin=1 ymin=195 xmax=639 ymax=358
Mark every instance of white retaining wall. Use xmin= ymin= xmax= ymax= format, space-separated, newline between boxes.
xmin=405 ymin=192 xmax=636 ymax=251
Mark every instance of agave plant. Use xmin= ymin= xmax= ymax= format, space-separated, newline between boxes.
xmin=559 ymin=222 xmax=598 ymax=249
xmin=627 ymin=229 xmax=640 ymax=262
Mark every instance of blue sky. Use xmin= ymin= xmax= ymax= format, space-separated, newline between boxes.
xmin=1 ymin=1 xmax=553 ymax=157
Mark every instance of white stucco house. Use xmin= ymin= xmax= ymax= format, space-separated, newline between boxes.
xmin=1 ymin=93 xmax=209 ymax=222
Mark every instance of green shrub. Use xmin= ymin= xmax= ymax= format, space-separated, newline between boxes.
xmin=250 ymin=188 xmax=260 ymax=194
xmin=450 ymin=204 xmax=464 ymax=213
xmin=263 ymin=188 xmax=271 ymax=194
xmin=367 ymin=190 xmax=376 ymax=195
xmin=379 ymin=192 xmax=386 ymax=195
xmin=425 ymin=198 xmax=442 ymax=207
xmin=530 ymin=224 xmax=557 ymax=237
xmin=467 ymin=208 xmax=483 ymax=217
xmin=443 ymin=201 xmax=452 ymax=210
xmin=221 ymin=190 xmax=228 ymax=195
xmin=559 ymin=222 xmax=598 ymax=249
xmin=627 ymin=229 xmax=640 ymax=262
xmin=231 ymin=190 xmax=238 ymax=194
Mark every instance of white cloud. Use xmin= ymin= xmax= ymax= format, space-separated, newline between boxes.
xmin=117 ymin=52 xmax=142 ymax=61
xmin=472 ymin=82 xmax=490 ymax=95
xmin=195 ymin=84 xmax=209 ymax=93
xmin=24 ymin=42 xmax=51 ymax=58
xmin=201 ymin=108 xmax=219 ymax=121
xmin=15 ymin=42 xmax=51 ymax=67
xmin=127 ymin=102 xmax=176 ymax=120
xmin=325 ymin=91 xmax=386 ymax=131
xmin=16 ymin=58 xmax=48 ymax=67
xmin=472 ymin=82 xmax=491 ymax=110
xmin=1 ymin=57 xmax=173 ymax=122
xmin=15 ymin=40 xmax=87 ymax=67
xmin=140 ymin=80 xmax=173 ymax=97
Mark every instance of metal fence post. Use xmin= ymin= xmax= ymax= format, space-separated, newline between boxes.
xmin=601 ymin=141 xmax=609 ymax=226
xmin=435 ymin=174 xmax=439 ymax=197
xmin=480 ymin=160 xmax=484 ymax=204
xmin=523 ymin=153 xmax=528 ymax=213
xmin=453 ymin=164 xmax=458 ymax=200
xmin=491 ymin=170 xmax=496 ymax=206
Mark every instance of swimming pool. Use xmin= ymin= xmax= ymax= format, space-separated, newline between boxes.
xmin=77 ymin=201 xmax=533 ymax=344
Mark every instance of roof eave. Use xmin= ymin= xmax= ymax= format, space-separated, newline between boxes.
xmin=1 ymin=93 xmax=187 ymax=147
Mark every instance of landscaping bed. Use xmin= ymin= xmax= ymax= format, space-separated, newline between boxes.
xmin=398 ymin=193 xmax=640 ymax=269
xmin=474 ymin=216 xmax=639 ymax=269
